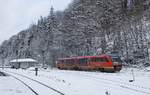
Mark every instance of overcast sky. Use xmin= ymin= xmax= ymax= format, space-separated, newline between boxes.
xmin=0 ymin=0 xmax=72 ymax=44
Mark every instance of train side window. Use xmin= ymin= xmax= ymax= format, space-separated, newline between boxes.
xmin=91 ymin=58 xmax=109 ymax=62
xmin=65 ymin=60 xmax=70 ymax=64
xmin=70 ymin=59 xmax=75 ymax=64
xmin=91 ymin=58 xmax=96 ymax=62
xmin=65 ymin=59 xmax=75 ymax=64
xmin=58 ymin=60 xmax=63 ymax=64
xmin=91 ymin=58 xmax=101 ymax=62
xmin=95 ymin=58 xmax=102 ymax=62
xmin=61 ymin=60 xmax=64 ymax=63
xmin=101 ymin=58 xmax=109 ymax=62
xmin=79 ymin=58 xmax=88 ymax=64
xmin=64 ymin=60 xmax=67 ymax=64
xmin=69 ymin=59 xmax=72 ymax=64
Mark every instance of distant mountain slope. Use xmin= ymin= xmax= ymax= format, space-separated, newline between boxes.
xmin=0 ymin=0 xmax=150 ymax=67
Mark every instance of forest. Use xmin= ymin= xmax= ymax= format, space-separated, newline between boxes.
xmin=0 ymin=0 xmax=150 ymax=67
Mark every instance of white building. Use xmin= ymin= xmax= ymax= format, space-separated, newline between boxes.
xmin=10 ymin=58 xmax=38 ymax=69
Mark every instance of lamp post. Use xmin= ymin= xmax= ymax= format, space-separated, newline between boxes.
xmin=129 ymin=69 xmax=135 ymax=82
xmin=0 ymin=47 xmax=5 ymax=70
xmin=2 ymin=57 xmax=4 ymax=70
xmin=42 ymin=50 xmax=45 ymax=68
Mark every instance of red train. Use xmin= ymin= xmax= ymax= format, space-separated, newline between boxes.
xmin=56 ymin=54 xmax=122 ymax=72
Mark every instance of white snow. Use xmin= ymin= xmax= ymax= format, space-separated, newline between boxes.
xmin=0 ymin=67 xmax=150 ymax=95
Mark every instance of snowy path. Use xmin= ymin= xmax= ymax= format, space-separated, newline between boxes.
xmin=1 ymin=68 xmax=150 ymax=95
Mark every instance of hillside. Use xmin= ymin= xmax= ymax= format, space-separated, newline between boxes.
xmin=0 ymin=0 xmax=150 ymax=67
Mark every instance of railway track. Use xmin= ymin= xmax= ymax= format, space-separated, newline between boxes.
xmin=11 ymin=75 xmax=39 ymax=95
xmin=0 ymin=71 xmax=7 ymax=76
xmin=3 ymin=71 xmax=65 ymax=95
xmin=0 ymin=71 xmax=38 ymax=95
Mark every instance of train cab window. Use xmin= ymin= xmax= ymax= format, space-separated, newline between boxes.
xmin=112 ymin=57 xmax=121 ymax=63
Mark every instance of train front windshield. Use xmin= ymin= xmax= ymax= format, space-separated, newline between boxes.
xmin=108 ymin=52 xmax=122 ymax=64
xmin=112 ymin=57 xmax=121 ymax=62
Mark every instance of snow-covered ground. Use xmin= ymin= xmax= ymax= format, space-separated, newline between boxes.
xmin=0 ymin=67 xmax=150 ymax=95
xmin=0 ymin=74 xmax=34 ymax=95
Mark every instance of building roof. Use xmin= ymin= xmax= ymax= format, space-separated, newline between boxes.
xmin=10 ymin=58 xmax=37 ymax=63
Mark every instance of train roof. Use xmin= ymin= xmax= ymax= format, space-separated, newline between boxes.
xmin=58 ymin=54 xmax=111 ymax=60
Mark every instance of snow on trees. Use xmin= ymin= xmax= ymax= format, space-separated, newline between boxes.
xmin=0 ymin=0 xmax=150 ymax=67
